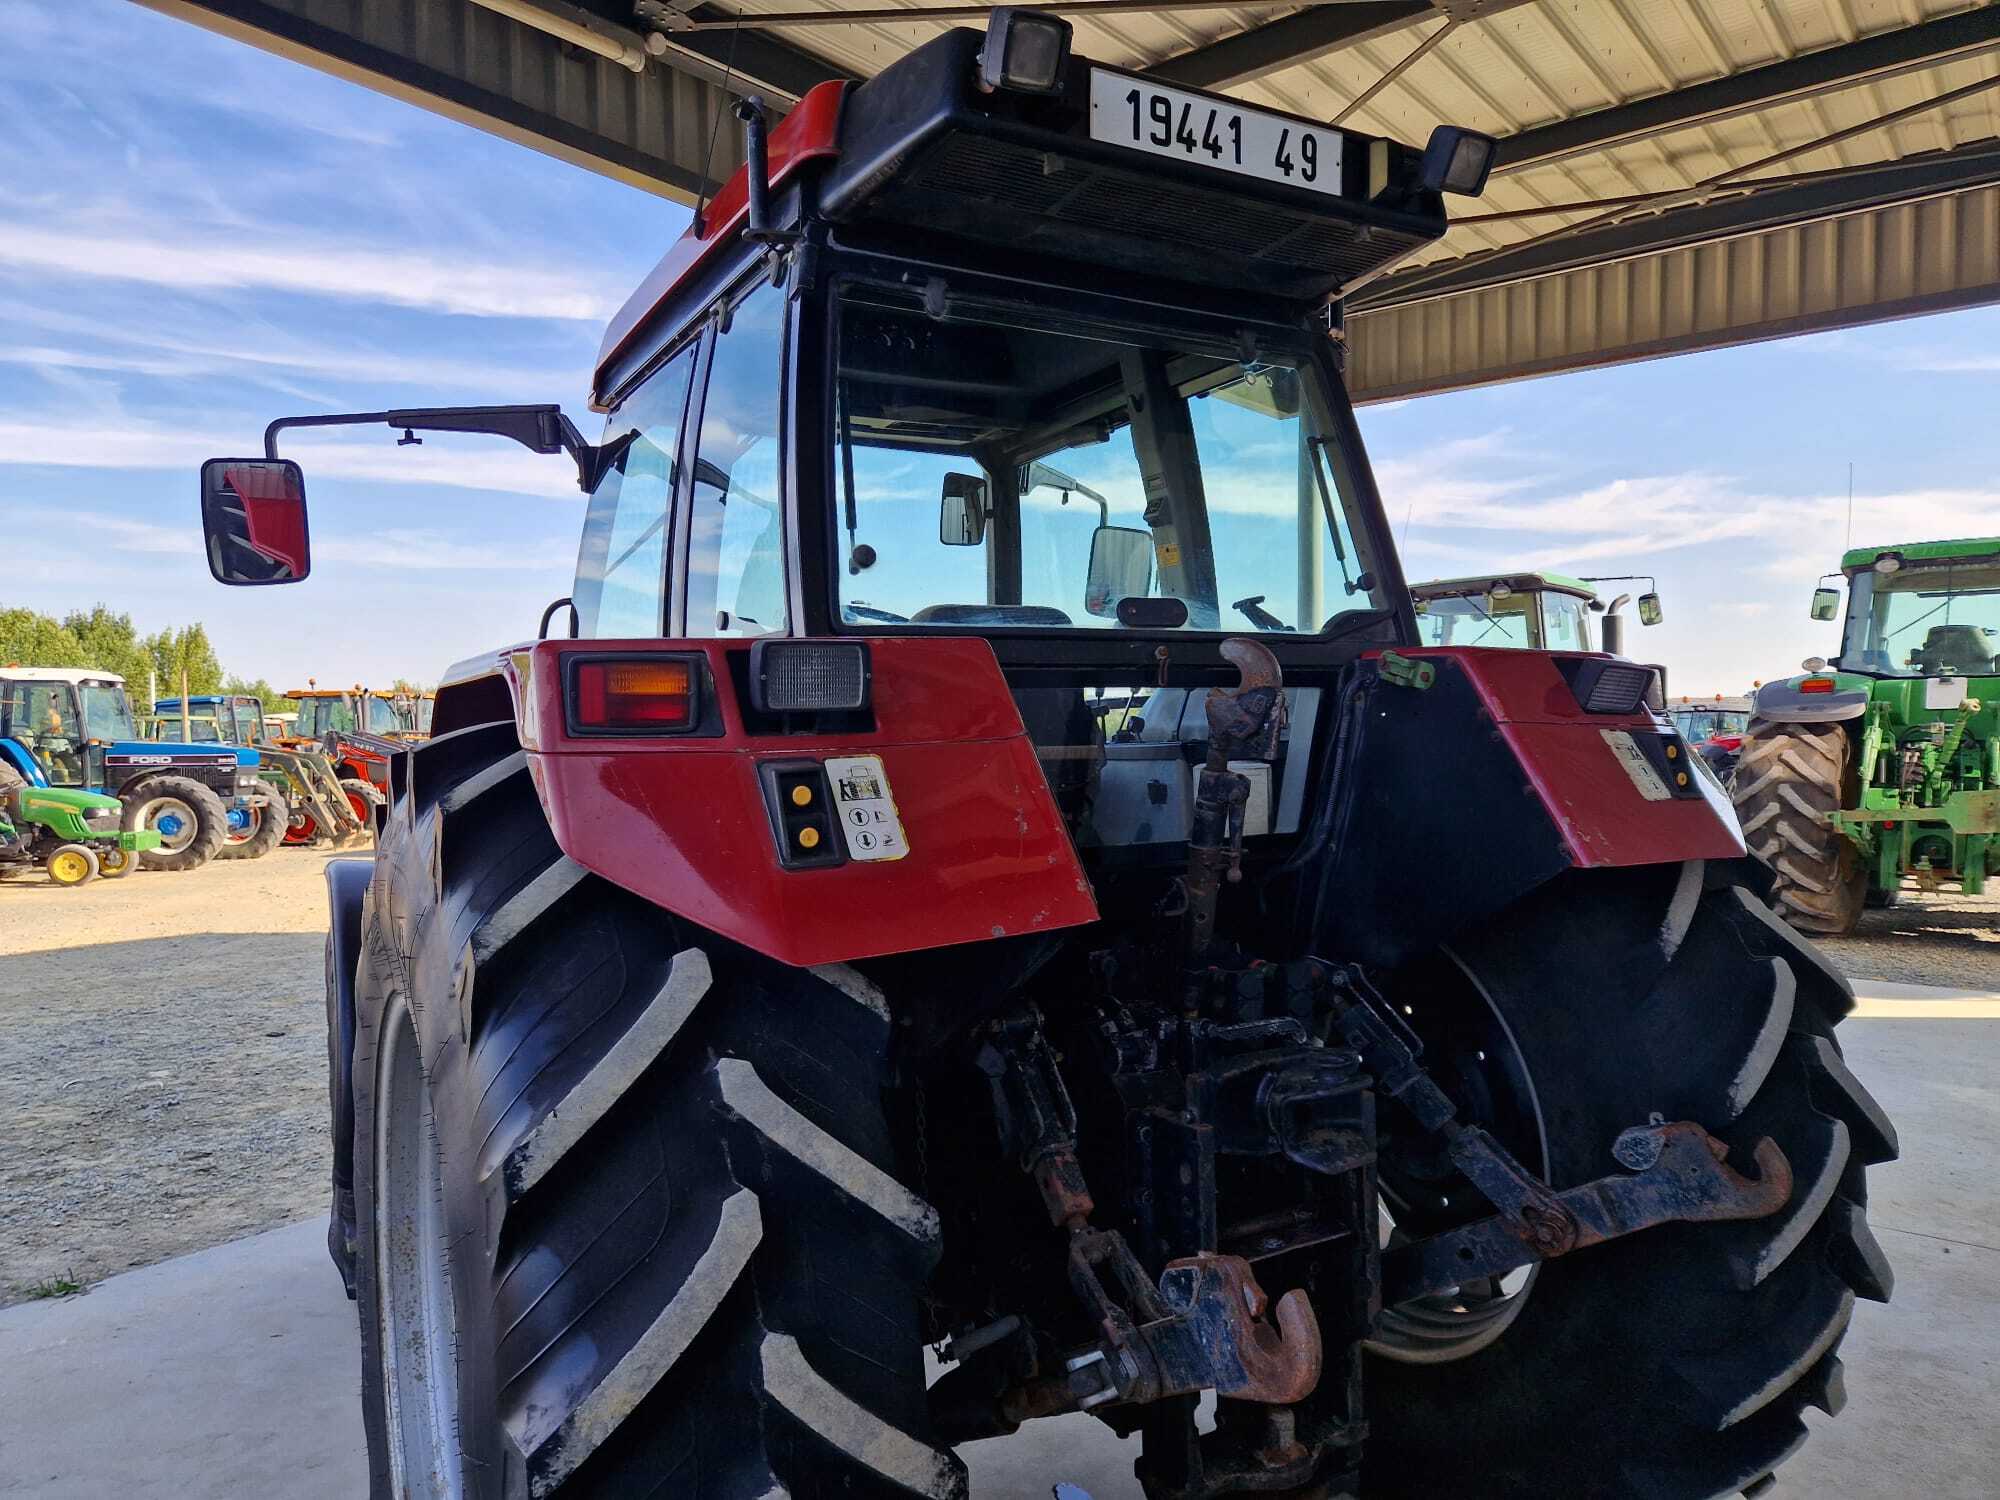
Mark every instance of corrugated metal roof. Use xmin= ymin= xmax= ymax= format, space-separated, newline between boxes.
xmin=726 ymin=0 xmax=1998 ymax=269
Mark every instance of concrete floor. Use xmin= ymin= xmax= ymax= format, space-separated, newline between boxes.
xmin=2 ymin=1009 xmax=1994 ymax=1500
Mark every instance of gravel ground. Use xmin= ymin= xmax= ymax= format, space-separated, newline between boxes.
xmin=1813 ymin=884 xmax=2000 ymax=989
xmin=0 ymin=848 xmax=353 ymax=1307
xmin=0 ymin=846 xmax=1989 ymax=1308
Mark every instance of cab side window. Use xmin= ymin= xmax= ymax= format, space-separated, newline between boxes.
xmin=687 ymin=282 xmax=788 ymax=637
xmin=573 ymin=346 xmax=696 ymax=639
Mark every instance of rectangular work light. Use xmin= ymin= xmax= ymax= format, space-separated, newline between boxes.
xmin=750 ymin=640 xmax=871 ymax=715
xmin=568 ymin=656 xmax=698 ymax=734
xmin=1420 ymin=126 xmax=1498 ymax=197
xmin=1554 ymin=657 xmax=1660 ymax=716
xmin=978 ymin=7 xmax=1072 ymax=94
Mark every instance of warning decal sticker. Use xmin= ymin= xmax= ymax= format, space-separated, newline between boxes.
xmin=826 ymin=754 xmax=910 ymax=862
xmin=1601 ymin=729 xmax=1671 ymax=802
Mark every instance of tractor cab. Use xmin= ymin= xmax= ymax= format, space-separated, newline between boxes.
xmin=148 ymin=693 xmax=273 ymax=747
xmin=1411 ymin=571 xmax=1600 ymax=652
xmin=1411 ymin=570 xmax=1664 ymax=656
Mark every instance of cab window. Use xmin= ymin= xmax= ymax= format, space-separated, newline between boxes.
xmin=575 ymin=344 xmax=696 ymax=639
xmin=687 ymin=280 xmax=788 ymax=637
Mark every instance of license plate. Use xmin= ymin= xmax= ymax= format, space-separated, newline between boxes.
xmin=1087 ymin=70 xmax=1344 ymax=196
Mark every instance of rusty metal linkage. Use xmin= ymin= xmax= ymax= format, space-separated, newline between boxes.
xmin=1385 ymin=1120 xmax=1791 ymax=1303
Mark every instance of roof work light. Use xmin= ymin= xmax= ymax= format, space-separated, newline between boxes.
xmin=1420 ymin=126 xmax=1498 ymax=197
xmin=978 ymin=7 xmax=1073 ymax=94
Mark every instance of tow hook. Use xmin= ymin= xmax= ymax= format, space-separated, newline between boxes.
xmin=1384 ymin=1121 xmax=1792 ymax=1304
xmin=963 ymin=1007 xmax=1324 ymax=1431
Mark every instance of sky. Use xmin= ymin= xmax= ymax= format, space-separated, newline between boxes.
xmin=3 ymin=0 xmax=1998 ymax=696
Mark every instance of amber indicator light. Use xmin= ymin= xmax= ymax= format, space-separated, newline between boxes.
xmin=571 ymin=658 xmax=694 ymax=730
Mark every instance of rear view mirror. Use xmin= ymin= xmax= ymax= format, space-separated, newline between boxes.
xmin=939 ymin=473 xmax=988 ymax=546
xmin=200 ymin=458 xmax=310 ymax=585
xmin=1810 ymin=587 xmax=1841 ymax=622
xmin=1637 ymin=592 xmax=1663 ymax=626
xmin=1085 ymin=526 xmax=1153 ymax=618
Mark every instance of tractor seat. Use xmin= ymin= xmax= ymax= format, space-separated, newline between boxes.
xmin=909 ymin=604 xmax=1074 ymax=626
xmin=1913 ymin=624 xmax=1999 ymax=676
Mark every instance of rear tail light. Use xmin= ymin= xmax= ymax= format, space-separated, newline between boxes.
xmin=1799 ymin=677 xmax=1836 ymax=694
xmin=569 ymin=656 xmax=699 ymax=734
xmin=750 ymin=641 xmax=871 ymax=714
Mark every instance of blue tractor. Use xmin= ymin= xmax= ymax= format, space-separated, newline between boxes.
xmin=0 ymin=667 xmax=279 ymax=871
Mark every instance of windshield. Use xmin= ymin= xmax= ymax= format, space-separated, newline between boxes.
xmin=365 ymin=697 xmax=401 ymax=735
xmin=832 ymin=284 xmax=1382 ymax=634
xmin=80 ymin=685 xmax=136 ymax=741
xmin=296 ymin=697 xmax=357 ymax=737
xmin=1414 ymin=592 xmax=1536 ymax=647
xmin=1672 ymin=710 xmax=1748 ymax=740
xmin=1841 ymin=557 xmax=2000 ymax=676
xmin=151 ymin=715 xmax=220 ymax=742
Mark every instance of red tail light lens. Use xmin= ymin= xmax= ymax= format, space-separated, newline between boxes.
xmin=570 ymin=658 xmax=696 ymax=732
xmin=1799 ymin=677 xmax=1836 ymax=694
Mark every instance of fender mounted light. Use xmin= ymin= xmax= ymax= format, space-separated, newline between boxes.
xmin=750 ymin=640 xmax=871 ymax=714
xmin=1798 ymin=677 xmax=1836 ymax=694
xmin=568 ymin=655 xmax=699 ymax=733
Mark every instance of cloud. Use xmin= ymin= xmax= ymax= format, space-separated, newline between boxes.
xmin=0 ymin=223 xmax=622 ymax=322
xmin=11 ymin=505 xmax=566 ymax=573
xmin=0 ymin=418 xmax=585 ymax=498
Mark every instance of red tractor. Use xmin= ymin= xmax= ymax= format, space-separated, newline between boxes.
xmin=199 ymin=16 xmax=1891 ymax=1499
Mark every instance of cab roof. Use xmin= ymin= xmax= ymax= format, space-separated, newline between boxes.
xmin=1411 ymin=571 xmax=1596 ymax=601
xmin=1841 ymin=537 xmax=2000 ymax=573
xmin=595 ymin=27 xmax=1449 ymax=408
xmin=0 ymin=666 xmax=125 ymax=686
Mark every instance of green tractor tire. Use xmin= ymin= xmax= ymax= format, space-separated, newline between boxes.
xmin=1732 ymin=718 xmax=1866 ymax=936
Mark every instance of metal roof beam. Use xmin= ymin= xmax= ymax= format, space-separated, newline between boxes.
xmin=1494 ymin=6 xmax=2000 ymax=176
xmin=1356 ymin=138 xmax=2000 ymax=309
xmin=1146 ymin=2 xmax=1435 ymax=88
xmin=639 ymin=4 xmax=849 ymax=104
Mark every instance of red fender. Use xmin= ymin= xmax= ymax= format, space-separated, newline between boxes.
xmin=440 ymin=636 xmax=1098 ymax=968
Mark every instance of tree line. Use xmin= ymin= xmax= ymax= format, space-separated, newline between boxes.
xmin=0 ymin=604 xmax=297 ymax=714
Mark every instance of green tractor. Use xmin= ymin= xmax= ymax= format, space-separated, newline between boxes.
xmin=0 ymin=780 xmax=161 ymax=887
xmin=1735 ymin=538 xmax=2000 ymax=934
xmin=1410 ymin=570 xmax=1663 ymax=656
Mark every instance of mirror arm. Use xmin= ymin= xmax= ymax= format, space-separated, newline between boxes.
xmin=264 ymin=405 xmax=604 ymax=493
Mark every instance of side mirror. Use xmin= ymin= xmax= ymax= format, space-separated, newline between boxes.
xmin=1085 ymin=526 xmax=1154 ymax=618
xmin=1810 ymin=587 xmax=1841 ymax=622
xmin=201 ymin=458 xmax=310 ymax=585
xmin=939 ymin=473 xmax=988 ymax=546
xmin=1637 ymin=592 xmax=1663 ymax=626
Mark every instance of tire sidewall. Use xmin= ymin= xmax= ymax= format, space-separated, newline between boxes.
xmin=124 ymin=775 xmax=228 ymax=871
xmin=351 ymin=868 xmax=508 ymax=1500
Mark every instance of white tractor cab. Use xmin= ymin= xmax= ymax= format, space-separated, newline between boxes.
xmin=1410 ymin=570 xmax=1663 ymax=656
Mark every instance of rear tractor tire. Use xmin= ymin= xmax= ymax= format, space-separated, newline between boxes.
xmin=348 ymin=724 xmax=959 ymax=1500
xmin=218 ymin=785 xmax=290 ymax=861
xmin=125 ymin=776 xmax=227 ymax=872
xmin=1731 ymin=718 xmax=1866 ymax=935
xmin=1365 ymin=861 xmax=1896 ymax=1499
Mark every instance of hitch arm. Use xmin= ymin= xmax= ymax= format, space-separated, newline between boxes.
xmin=1383 ymin=1121 xmax=1792 ymax=1304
